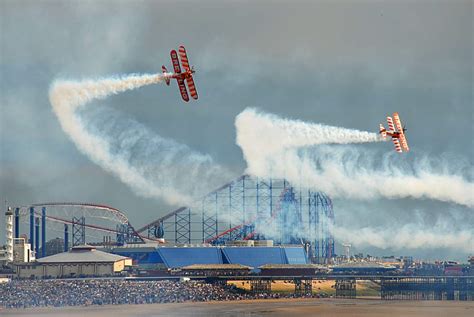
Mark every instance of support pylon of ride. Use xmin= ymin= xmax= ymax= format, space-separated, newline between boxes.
xmin=137 ymin=175 xmax=335 ymax=263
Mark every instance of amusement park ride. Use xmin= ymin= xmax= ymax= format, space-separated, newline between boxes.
xmin=10 ymin=176 xmax=336 ymax=263
xmin=379 ymin=112 xmax=409 ymax=153
xmin=136 ymin=175 xmax=336 ymax=263
xmin=162 ymin=45 xmax=198 ymax=102
xmin=10 ymin=203 xmax=161 ymax=258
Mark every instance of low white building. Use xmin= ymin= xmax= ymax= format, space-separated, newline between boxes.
xmin=16 ymin=245 xmax=132 ymax=279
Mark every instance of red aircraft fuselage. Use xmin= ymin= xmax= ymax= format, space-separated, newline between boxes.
xmin=382 ymin=130 xmax=402 ymax=138
xmin=168 ymin=69 xmax=195 ymax=80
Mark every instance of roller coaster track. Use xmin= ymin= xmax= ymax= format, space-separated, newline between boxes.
xmin=204 ymin=218 xmax=255 ymax=244
xmin=136 ymin=206 xmax=188 ymax=234
xmin=199 ymin=186 xmax=292 ymax=244
xmin=136 ymin=175 xmax=296 ymax=244
xmin=19 ymin=203 xmax=159 ymax=243
xmin=136 ymin=175 xmax=252 ymax=239
xmin=29 ymin=202 xmax=129 ymax=224
xmin=136 ymin=176 xmax=250 ymax=235
xmin=114 ymin=174 xmax=333 ymax=260
xmin=30 ymin=212 xmax=161 ymax=243
xmin=242 ymin=187 xmax=291 ymax=240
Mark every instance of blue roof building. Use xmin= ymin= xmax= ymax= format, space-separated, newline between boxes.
xmin=110 ymin=245 xmax=308 ymax=270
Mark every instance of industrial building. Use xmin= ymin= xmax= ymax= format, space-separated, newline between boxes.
xmin=12 ymin=238 xmax=35 ymax=263
xmin=16 ymin=245 xmax=132 ymax=279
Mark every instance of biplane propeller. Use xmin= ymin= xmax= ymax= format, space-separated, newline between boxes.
xmin=161 ymin=45 xmax=198 ymax=102
xmin=379 ymin=112 xmax=410 ymax=153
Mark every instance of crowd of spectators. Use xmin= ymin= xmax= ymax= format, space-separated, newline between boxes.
xmin=0 ymin=279 xmax=320 ymax=309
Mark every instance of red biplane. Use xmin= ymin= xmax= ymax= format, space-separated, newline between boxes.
xmin=379 ymin=112 xmax=409 ymax=153
xmin=161 ymin=46 xmax=198 ymax=102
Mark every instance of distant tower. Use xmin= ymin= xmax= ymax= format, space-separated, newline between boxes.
xmin=5 ymin=207 xmax=14 ymax=262
xmin=342 ymin=243 xmax=351 ymax=261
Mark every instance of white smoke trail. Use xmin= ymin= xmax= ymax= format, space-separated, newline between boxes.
xmin=236 ymin=108 xmax=381 ymax=169
xmin=49 ymin=74 xmax=232 ymax=205
xmin=236 ymin=108 xmax=474 ymax=207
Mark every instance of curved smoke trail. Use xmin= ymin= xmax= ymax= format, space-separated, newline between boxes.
xmin=49 ymin=74 xmax=233 ymax=205
xmin=236 ymin=108 xmax=474 ymax=207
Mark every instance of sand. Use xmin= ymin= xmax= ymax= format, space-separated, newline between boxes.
xmin=228 ymin=279 xmax=380 ymax=296
xmin=2 ymin=299 xmax=473 ymax=317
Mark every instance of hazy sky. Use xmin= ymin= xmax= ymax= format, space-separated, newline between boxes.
xmin=1 ymin=0 xmax=472 ymax=260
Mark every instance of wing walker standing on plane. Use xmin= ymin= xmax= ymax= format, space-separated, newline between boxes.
xmin=379 ymin=112 xmax=410 ymax=153
xmin=162 ymin=45 xmax=198 ymax=102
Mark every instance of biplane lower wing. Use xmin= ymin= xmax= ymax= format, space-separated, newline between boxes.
xmin=392 ymin=137 xmax=402 ymax=153
xmin=387 ymin=116 xmax=395 ymax=132
xmin=186 ymin=77 xmax=198 ymax=100
xmin=177 ymin=78 xmax=189 ymax=102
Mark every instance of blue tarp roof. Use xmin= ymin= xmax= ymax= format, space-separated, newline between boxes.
xmin=157 ymin=247 xmax=223 ymax=268
xmin=111 ymin=245 xmax=308 ymax=268
xmin=283 ymin=247 xmax=308 ymax=264
xmin=222 ymin=247 xmax=287 ymax=268
xmin=113 ymin=248 xmax=164 ymax=264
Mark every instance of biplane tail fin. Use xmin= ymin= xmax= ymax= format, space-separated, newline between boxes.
xmin=379 ymin=124 xmax=387 ymax=138
xmin=161 ymin=66 xmax=170 ymax=86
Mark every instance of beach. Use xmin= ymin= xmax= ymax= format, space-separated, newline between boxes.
xmin=2 ymin=298 xmax=473 ymax=317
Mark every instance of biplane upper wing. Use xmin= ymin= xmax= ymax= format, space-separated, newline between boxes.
xmin=393 ymin=112 xmax=403 ymax=133
xmin=393 ymin=112 xmax=409 ymax=151
xmin=392 ymin=137 xmax=402 ymax=153
xmin=186 ymin=77 xmax=198 ymax=100
xmin=399 ymin=134 xmax=409 ymax=152
xmin=170 ymin=50 xmax=182 ymax=73
xmin=178 ymin=46 xmax=190 ymax=71
xmin=177 ymin=78 xmax=189 ymax=102
xmin=178 ymin=45 xmax=198 ymax=100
